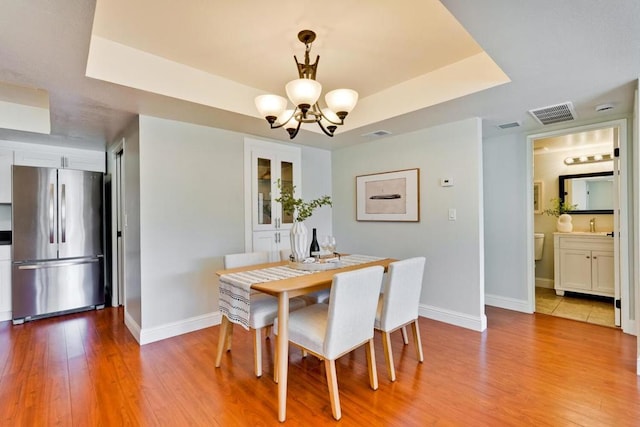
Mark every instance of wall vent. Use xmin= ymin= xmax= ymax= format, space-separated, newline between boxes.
xmin=497 ymin=121 xmax=521 ymax=130
xmin=529 ymin=102 xmax=576 ymax=125
xmin=361 ymin=130 xmax=392 ymax=138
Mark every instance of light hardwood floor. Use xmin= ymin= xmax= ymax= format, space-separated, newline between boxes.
xmin=0 ymin=306 xmax=638 ymax=426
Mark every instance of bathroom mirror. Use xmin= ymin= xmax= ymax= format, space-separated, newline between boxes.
xmin=558 ymin=171 xmax=614 ymax=214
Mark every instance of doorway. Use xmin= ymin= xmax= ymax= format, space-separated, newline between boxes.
xmin=528 ymin=119 xmax=629 ymax=331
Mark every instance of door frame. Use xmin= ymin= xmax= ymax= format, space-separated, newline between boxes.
xmin=108 ymin=138 xmax=125 ymax=307
xmin=526 ymin=118 xmax=632 ymax=333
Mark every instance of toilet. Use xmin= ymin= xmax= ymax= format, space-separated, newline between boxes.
xmin=534 ymin=233 xmax=545 ymax=260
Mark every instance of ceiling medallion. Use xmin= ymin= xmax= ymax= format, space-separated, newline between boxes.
xmin=254 ymin=30 xmax=358 ymax=139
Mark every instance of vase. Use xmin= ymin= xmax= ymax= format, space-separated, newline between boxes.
xmin=557 ymin=213 xmax=573 ymax=232
xmin=290 ymin=221 xmax=308 ymax=262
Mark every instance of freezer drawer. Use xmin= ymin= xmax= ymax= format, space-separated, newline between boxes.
xmin=12 ymin=257 xmax=104 ymax=321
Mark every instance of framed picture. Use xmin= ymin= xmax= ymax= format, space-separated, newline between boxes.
xmin=356 ymin=168 xmax=420 ymax=221
xmin=533 ymin=181 xmax=544 ymax=214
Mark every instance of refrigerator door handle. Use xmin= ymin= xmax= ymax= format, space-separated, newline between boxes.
xmin=49 ymin=183 xmax=55 ymax=244
xmin=17 ymin=258 xmax=100 ymax=270
xmin=61 ymin=183 xmax=66 ymax=243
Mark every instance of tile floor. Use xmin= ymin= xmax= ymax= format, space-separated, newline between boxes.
xmin=535 ymin=287 xmax=616 ymax=328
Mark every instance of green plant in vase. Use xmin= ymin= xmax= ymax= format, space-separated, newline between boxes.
xmin=275 ymin=179 xmax=332 ymax=261
xmin=543 ymin=197 xmax=577 ymax=232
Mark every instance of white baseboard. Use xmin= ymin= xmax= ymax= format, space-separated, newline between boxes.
xmin=485 ymin=294 xmax=531 ymax=313
xmin=137 ymin=312 xmax=221 ymax=345
xmin=535 ymin=278 xmax=554 ymax=289
xmin=0 ymin=310 xmax=11 ymax=322
xmin=124 ymin=310 xmax=142 ymax=344
xmin=419 ymin=303 xmax=487 ymax=332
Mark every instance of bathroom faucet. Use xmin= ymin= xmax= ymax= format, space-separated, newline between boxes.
xmin=590 ymin=218 xmax=596 ymax=232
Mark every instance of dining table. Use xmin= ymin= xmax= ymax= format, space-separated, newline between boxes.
xmin=215 ymin=254 xmax=394 ymax=422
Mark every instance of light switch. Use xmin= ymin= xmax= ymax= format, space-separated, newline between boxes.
xmin=448 ymin=208 xmax=456 ymax=221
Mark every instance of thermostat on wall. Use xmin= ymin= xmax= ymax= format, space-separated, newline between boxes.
xmin=440 ymin=178 xmax=454 ymax=187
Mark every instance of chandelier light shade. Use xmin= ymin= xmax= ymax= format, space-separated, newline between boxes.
xmin=254 ymin=30 xmax=358 ymax=139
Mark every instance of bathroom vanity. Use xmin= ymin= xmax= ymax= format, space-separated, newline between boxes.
xmin=553 ymin=232 xmax=614 ymax=297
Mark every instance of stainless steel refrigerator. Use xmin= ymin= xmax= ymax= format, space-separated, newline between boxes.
xmin=12 ymin=165 xmax=104 ymax=323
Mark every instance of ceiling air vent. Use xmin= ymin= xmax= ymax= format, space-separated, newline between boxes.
xmin=529 ymin=102 xmax=576 ymax=125
xmin=361 ymin=130 xmax=392 ymax=138
xmin=497 ymin=121 xmax=521 ymax=130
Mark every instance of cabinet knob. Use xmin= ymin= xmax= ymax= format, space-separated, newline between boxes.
xmin=592 ymin=256 xmax=597 ymax=259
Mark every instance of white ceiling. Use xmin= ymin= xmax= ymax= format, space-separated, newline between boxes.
xmin=0 ymin=0 xmax=638 ymax=151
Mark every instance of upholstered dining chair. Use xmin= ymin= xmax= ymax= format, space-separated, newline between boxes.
xmin=274 ymin=265 xmax=384 ymax=420
xmin=374 ymin=256 xmax=426 ymax=382
xmin=279 ymin=248 xmax=330 ymax=304
xmin=222 ymin=251 xmax=306 ymax=378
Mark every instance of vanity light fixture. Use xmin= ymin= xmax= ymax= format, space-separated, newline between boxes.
xmin=564 ymin=153 xmax=613 ymax=165
xmin=254 ymin=30 xmax=358 ymax=139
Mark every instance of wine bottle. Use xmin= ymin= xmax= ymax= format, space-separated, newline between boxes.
xmin=309 ymin=228 xmax=320 ymax=257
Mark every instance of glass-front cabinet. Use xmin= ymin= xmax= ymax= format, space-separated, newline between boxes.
xmin=245 ymin=139 xmax=301 ymax=261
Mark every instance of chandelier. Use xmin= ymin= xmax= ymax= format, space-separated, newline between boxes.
xmin=254 ymin=30 xmax=358 ymax=139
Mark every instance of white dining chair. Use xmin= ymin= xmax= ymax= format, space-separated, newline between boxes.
xmin=222 ymin=251 xmax=306 ymax=378
xmin=274 ymin=265 xmax=384 ymax=420
xmin=279 ymin=248 xmax=330 ymax=304
xmin=374 ymin=256 xmax=426 ymax=382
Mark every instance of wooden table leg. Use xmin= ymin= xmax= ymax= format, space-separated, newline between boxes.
xmin=215 ymin=315 xmax=230 ymax=367
xmin=277 ymin=292 xmax=290 ymax=422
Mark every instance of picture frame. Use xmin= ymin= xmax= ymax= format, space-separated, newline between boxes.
xmin=533 ymin=180 xmax=544 ymax=214
xmin=356 ymin=168 xmax=420 ymax=222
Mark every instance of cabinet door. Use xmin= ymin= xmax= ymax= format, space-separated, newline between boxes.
xmin=14 ymin=149 xmax=62 ymax=168
xmin=252 ymin=230 xmax=291 ymax=262
xmin=0 ymin=148 xmax=13 ymax=203
xmin=65 ymin=152 xmax=105 ymax=173
xmin=559 ymin=249 xmax=592 ymax=291
xmin=0 ymin=259 xmax=11 ymax=321
xmin=251 ymin=150 xmax=299 ymax=232
xmin=591 ymin=250 xmax=614 ymax=295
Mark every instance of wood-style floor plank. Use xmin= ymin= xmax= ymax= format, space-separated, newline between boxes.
xmin=0 ymin=306 xmax=638 ymax=426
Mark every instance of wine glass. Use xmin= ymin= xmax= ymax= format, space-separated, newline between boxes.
xmin=326 ymin=236 xmax=336 ymax=254
xmin=320 ymin=235 xmax=331 ymax=255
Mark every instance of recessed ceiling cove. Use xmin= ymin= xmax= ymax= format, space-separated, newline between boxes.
xmin=86 ymin=0 xmax=510 ymax=135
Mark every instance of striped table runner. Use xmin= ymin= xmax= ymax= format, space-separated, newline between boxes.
xmin=219 ymin=254 xmax=383 ymax=329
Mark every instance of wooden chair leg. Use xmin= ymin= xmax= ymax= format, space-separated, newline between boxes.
xmin=273 ymin=335 xmax=279 ymax=383
xmin=381 ymin=331 xmax=396 ymax=382
xmin=265 ymin=325 xmax=272 ymax=339
xmin=254 ymin=328 xmax=263 ymax=377
xmin=215 ymin=316 xmax=231 ymax=367
xmin=325 ymin=359 xmax=341 ymax=420
xmin=365 ymin=339 xmax=378 ymax=390
xmin=401 ymin=326 xmax=409 ymax=345
xmin=411 ymin=319 xmax=424 ymax=363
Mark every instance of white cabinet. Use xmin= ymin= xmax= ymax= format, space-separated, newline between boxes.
xmin=553 ymin=233 xmax=614 ymax=297
xmin=0 ymin=246 xmax=11 ymax=322
xmin=0 ymin=148 xmax=13 ymax=203
xmin=245 ymin=139 xmax=301 ymax=261
xmin=252 ymin=229 xmax=291 ymax=260
xmin=14 ymin=149 xmax=105 ymax=172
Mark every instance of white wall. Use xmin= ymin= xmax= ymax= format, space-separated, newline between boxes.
xmin=300 ymin=145 xmax=332 ymax=236
xmin=483 ymin=133 xmax=529 ymax=309
xmin=122 ymin=119 xmax=142 ymax=329
xmin=125 ymin=116 xmax=332 ymax=344
xmin=332 ymin=118 xmax=486 ymax=331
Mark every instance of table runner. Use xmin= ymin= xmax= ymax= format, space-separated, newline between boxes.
xmin=219 ymin=254 xmax=384 ymax=329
